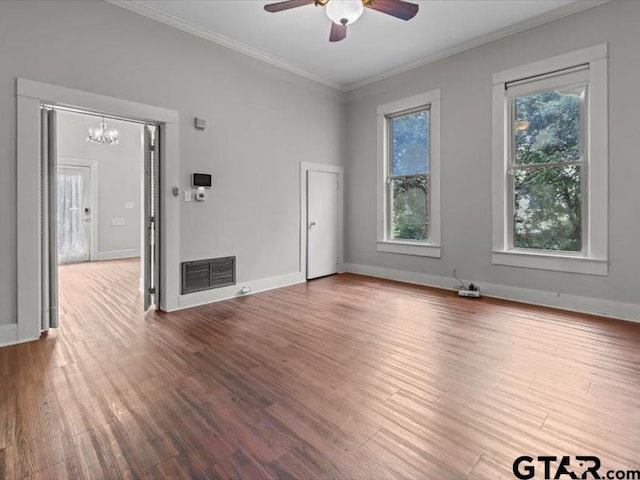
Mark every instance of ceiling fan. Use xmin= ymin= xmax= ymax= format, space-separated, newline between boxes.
xmin=264 ymin=0 xmax=419 ymax=42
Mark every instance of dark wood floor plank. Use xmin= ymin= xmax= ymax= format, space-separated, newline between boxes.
xmin=1 ymin=259 xmax=639 ymax=479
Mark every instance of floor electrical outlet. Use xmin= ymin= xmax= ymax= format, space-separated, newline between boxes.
xmin=458 ymin=289 xmax=481 ymax=298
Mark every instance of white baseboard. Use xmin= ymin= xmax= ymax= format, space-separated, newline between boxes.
xmin=174 ymin=271 xmax=306 ymax=311
xmin=0 ymin=323 xmax=38 ymax=348
xmin=0 ymin=323 xmax=18 ymax=347
xmin=344 ymin=263 xmax=640 ymax=323
xmin=95 ymin=249 xmax=141 ymax=261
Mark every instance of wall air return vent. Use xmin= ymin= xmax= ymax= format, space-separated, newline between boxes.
xmin=181 ymin=257 xmax=236 ymax=294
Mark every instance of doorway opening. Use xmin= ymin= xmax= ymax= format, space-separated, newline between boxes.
xmin=41 ymin=107 xmax=160 ymax=331
xmin=12 ymin=78 xmax=179 ymax=346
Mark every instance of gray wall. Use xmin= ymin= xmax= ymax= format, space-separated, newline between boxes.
xmin=1 ymin=0 xmax=637 ymax=328
xmin=57 ymin=110 xmax=143 ymax=257
xmin=345 ymin=1 xmax=640 ymax=305
xmin=0 ymin=0 xmax=345 ymax=326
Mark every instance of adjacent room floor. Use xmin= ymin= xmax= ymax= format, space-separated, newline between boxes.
xmin=1 ymin=259 xmax=639 ymax=479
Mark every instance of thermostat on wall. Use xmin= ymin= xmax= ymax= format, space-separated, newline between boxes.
xmin=192 ymin=173 xmax=212 ymax=188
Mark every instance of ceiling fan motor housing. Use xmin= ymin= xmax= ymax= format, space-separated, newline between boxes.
xmin=326 ymin=0 xmax=365 ymax=26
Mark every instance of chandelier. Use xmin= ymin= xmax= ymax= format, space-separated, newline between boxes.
xmin=87 ymin=117 xmax=119 ymax=145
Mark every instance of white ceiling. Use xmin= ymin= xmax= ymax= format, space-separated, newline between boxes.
xmin=124 ymin=0 xmax=596 ymax=90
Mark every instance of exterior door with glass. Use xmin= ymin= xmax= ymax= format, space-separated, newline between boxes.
xmin=57 ymin=165 xmax=91 ymax=263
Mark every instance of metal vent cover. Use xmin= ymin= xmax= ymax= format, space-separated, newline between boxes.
xmin=181 ymin=257 xmax=236 ymax=294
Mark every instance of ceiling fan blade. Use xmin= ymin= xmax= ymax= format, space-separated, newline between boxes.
xmin=264 ymin=0 xmax=315 ymax=13
xmin=329 ymin=22 xmax=347 ymax=42
xmin=366 ymin=0 xmax=419 ymax=21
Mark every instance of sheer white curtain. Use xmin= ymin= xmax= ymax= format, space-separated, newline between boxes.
xmin=57 ymin=167 xmax=85 ymax=262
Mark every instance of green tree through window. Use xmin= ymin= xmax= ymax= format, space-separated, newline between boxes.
xmin=511 ymin=86 xmax=585 ymax=252
xmin=388 ymin=109 xmax=430 ymax=241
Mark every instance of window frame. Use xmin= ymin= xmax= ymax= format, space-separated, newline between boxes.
xmin=491 ymin=44 xmax=608 ymax=276
xmin=377 ymin=89 xmax=441 ymax=258
xmin=386 ymin=105 xmax=431 ymax=242
xmin=506 ymin=72 xmax=589 ymax=256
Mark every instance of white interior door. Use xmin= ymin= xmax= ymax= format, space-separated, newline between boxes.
xmin=57 ymin=165 xmax=91 ymax=264
xmin=307 ymin=170 xmax=339 ymax=279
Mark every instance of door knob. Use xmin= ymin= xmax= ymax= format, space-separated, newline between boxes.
xmin=309 ymin=221 xmax=316 ymax=228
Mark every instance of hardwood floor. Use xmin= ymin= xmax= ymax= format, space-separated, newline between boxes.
xmin=1 ymin=258 xmax=640 ymax=479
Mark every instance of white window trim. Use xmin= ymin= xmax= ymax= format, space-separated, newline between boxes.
xmin=491 ymin=44 xmax=608 ymax=276
xmin=376 ymin=89 xmax=441 ymax=258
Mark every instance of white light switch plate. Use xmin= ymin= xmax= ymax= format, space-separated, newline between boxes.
xmin=184 ymin=191 xmax=192 ymax=202
xmin=124 ymin=202 xmax=134 ymax=209
xmin=112 ymin=218 xmax=126 ymax=226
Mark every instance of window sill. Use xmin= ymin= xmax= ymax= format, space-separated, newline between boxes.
xmin=492 ymin=250 xmax=608 ymax=276
xmin=377 ymin=241 xmax=441 ymax=258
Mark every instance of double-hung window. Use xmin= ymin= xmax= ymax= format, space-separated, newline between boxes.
xmin=508 ymin=68 xmax=587 ymax=253
xmin=377 ymin=90 xmax=441 ymax=258
xmin=492 ymin=45 xmax=608 ymax=275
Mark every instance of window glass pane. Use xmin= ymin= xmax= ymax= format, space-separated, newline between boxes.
xmin=390 ymin=175 xmax=429 ymax=241
xmin=513 ymin=165 xmax=581 ymax=252
xmin=391 ymin=109 xmax=429 ymax=176
xmin=514 ymin=86 xmax=584 ymax=165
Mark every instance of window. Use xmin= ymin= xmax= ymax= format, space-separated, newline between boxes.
xmin=492 ymin=45 xmax=608 ymax=275
xmin=510 ymin=73 xmax=586 ymax=253
xmin=388 ymin=108 xmax=430 ymax=241
xmin=377 ymin=90 xmax=441 ymax=258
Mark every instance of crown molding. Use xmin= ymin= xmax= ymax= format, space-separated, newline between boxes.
xmin=106 ymin=0 xmax=610 ymax=94
xmin=344 ymin=0 xmax=610 ymax=92
xmin=105 ymin=0 xmax=347 ymax=91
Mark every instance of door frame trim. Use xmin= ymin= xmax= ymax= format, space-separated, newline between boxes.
xmin=14 ymin=78 xmax=180 ymax=346
xmin=300 ymin=162 xmax=344 ymax=280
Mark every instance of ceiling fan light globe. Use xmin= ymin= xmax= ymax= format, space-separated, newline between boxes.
xmin=326 ymin=0 xmax=364 ymax=26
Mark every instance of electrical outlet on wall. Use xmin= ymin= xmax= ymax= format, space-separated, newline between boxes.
xmin=124 ymin=202 xmax=134 ymax=209
xmin=184 ymin=191 xmax=192 ymax=202
xmin=112 ymin=218 xmax=125 ymax=226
